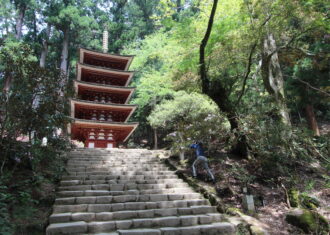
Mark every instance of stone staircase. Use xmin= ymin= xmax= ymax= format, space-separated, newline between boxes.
xmin=46 ymin=148 xmax=235 ymax=234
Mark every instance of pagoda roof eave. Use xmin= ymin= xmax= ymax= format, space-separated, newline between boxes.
xmin=77 ymin=62 xmax=137 ymax=74
xmin=76 ymin=63 xmax=135 ymax=87
xmin=70 ymin=118 xmax=139 ymax=142
xmin=70 ymin=99 xmax=137 ymax=122
xmin=71 ymin=98 xmax=137 ymax=109
xmin=74 ymin=80 xmax=136 ymax=90
xmin=71 ymin=118 xmax=139 ymax=126
xmin=73 ymin=80 xmax=136 ymax=104
xmin=79 ymin=47 xmax=135 ymax=58
xmin=79 ymin=48 xmax=135 ymax=71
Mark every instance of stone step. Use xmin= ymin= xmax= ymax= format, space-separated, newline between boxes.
xmin=116 ymin=222 xmax=236 ymax=235
xmin=47 ymin=213 xmax=221 ymax=234
xmin=46 ymin=220 xmax=234 ymax=235
xmin=69 ymin=150 xmax=150 ymax=153
xmin=69 ymin=155 xmax=159 ymax=162
xmin=55 ymin=193 xmax=202 ymax=205
xmin=53 ymin=199 xmax=209 ymax=213
xmin=66 ymin=163 xmax=164 ymax=167
xmin=65 ymin=167 xmax=169 ymax=172
xmin=50 ymin=206 xmax=218 ymax=223
xmin=66 ymin=159 xmax=154 ymax=162
xmin=67 ymin=157 xmax=157 ymax=160
xmin=68 ymin=171 xmax=176 ymax=176
xmin=70 ymin=150 xmax=151 ymax=154
xmin=60 ymin=178 xmax=184 ymax=186
xmin=57 ymin=187 xmax=194 ymax=198
xmin=46 ymin=221 xmax=87 ymax=234
xmin=61 ymin=175 xmax=178 ymax=181
xmin=67 ymin=161 xmax=158 ymax=166
xmin=58 ymin=182 xmax=189 ymax=191
xmin=70 ymin=151 xmax=151 ymax=154
xmin=47 ymin=149 xmax=233 ymax=235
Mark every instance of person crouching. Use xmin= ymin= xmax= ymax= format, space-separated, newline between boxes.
xmin=190 ymin=141 xmax=216 ymax=184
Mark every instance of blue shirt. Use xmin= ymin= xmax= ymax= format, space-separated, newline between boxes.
xmin=190 ymin=143 xmax=205 ymax=157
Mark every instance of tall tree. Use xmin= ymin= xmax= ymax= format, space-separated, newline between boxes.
xmin=39 ymin=23 xmax=51 ymax=68
xmin=199 ymin=0 xmax=249 ymax=157
xmin=13 ymin=0 xmax=28 ymax=39
xmin=46 ymin=1 xmax=98 ymax=75
xmin=260 ymin=32 xmax=291 ymax=125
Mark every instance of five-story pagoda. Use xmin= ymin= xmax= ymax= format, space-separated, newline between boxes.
xmin=69 ymin=35 xmax=138 ymax=148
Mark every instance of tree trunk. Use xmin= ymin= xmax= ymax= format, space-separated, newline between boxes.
xmin=33 ymin=12 xmax=37 ymax=44
xmin=178 ymin=130 xmax=185 ymax=160
xmin=4 ymin=4 xmax=25 ymax=93
xmin=2 ymin=73 xmax=12 ymax=94
xmin=305 ymin=104 xmax=320 ymax=136
xmin=60 ymin=27 xmax=70 ymax=75
xmin=199 ymin=0 xmax=218 ymax=94
xmin=15 ymin=5 xmax=26 ymax=40
xmin=261 ymin=33 xmax=291 ymax=125
xmin=153 ymin=128 xmax=158 ymax=150
xmin=5 ymin=16 xmax=9 ymax=35
xmin=40 ymin=24 xmax=52 ymax=68
xmin=210 ymin=87 xmax=250 ymax=157
xmin=176 ymin=0 xmax=182 ymax=13
xmin=198 ymin=0 xmax=249 ymax=158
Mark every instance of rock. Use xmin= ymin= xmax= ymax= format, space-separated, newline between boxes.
xmin=236 ymin=223 xmax=250 ymax=235
xmin=299 ymin=194 xmax=320 ymax=209
xmin=286 ymin=208 xmax=329 ymax=234
xmin=288 ymin=188 xmax=299 ymax=207
xmin=226 ymin=207 xmax=243 ymax=216
xmin=226 ymin=217 xmax=267 ymax=235
xmin=216 ymin=186 xmax=234 ymax=197
xmin=250 ymin=225 xmax=269 ymax=235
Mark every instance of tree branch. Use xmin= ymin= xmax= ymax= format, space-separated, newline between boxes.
xmin=267 ymin=27 xmax=315 ymax=60
xmin=296 ymin=78 xmax=330 ymax=97
xmin=236 ymin=43 xmax=257 ymax=105
xmin=199 ymin=0 xmax=218 ymax=94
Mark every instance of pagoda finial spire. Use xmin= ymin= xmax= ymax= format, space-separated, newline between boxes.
xmin=102 ymin=30 xmax=108 ymax=53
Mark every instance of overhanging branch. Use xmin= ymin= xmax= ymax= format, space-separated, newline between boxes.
xmin=236 ymin=43 xmax=257 ymax=105
xmin=199 ymin=0 xmax=218 ymax=94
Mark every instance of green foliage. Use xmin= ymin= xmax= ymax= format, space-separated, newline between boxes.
xmin=148 ymin=91 xmax=228 ymax=153
xmin=0 ymin=40 xmax=69 ymax=139
xmin=0 ymin=185 xmax=13 ymax=234
xmin=0 ymin=39 xmax=70 ymax=234
xmin=0 ymin=138 xmax=69 ymax=233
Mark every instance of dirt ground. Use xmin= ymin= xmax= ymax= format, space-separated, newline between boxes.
xmin=176 ymin=151 xmax=330 ymax=235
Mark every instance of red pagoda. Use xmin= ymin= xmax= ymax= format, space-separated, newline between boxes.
xmin=69 ymin=48 xmax=138 ymax=148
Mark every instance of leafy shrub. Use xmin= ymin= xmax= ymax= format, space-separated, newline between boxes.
xmin=148 ymin=91 xmax=230 ymax=156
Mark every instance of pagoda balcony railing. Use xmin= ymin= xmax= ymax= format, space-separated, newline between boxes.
xmin=81 ymin=75 xmax=126 ymax=87
xmin=84 ymin=58 xmax=126 ymax=71
xmin=75 ymin=109 xmax=130 ymax=123
xmin=78 ymin=93 xmax=127 ymax=104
